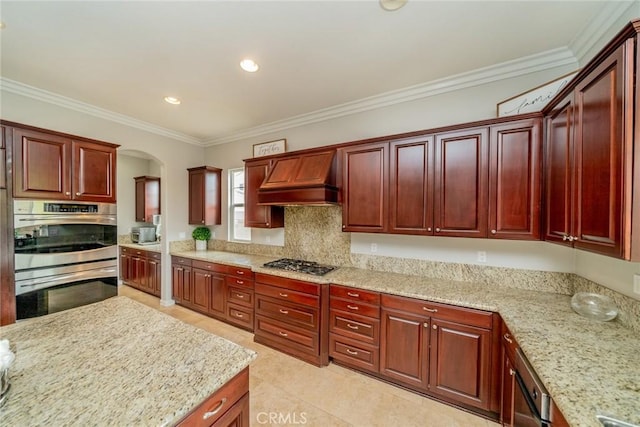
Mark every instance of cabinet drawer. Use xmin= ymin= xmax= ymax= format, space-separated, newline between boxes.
xmin=226 ymin=303 xmax=254 ymax=331
xmin=227 ymin=286 xmax=254 ymax=307
xmin=330 ymin=309 xmax=380 ymax=344
xmin=228 ymin=265 xmax=254 ymax=279
xmin=172 ymin=256 xmax=193 ymax=266
xmin=330 ymin=285 xmax=380 ymax=305
xmin=192 ymin=260 xmax=228 ymax=273
xmin=176 ymin=367 xmax=249 ymax=427
xmin=255 ymin=295 xmax=318 ymax=329
xmin=330 ymin=298 xmax=380 ymax=318
xmin=255 ymin=315 xmax=318 ymax=354
xmin=146 ymin=251 xmax=161 ymax=261
xmin=329 ymin=334 xmax=379 ymax=373
xmin=255 ymin=282 xmax=319 ymax=307
xmin=225 ymin=275 xmax=254 ymax=289
xmin=255 ymin=273 xmax=321 ymax=296
xmin=381 ymin=294 xmax=493 ymax=329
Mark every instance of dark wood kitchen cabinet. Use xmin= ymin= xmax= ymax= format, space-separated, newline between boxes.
xmin=380 ymin=294 xmax=498 ymax=413
xmin=542 ymin=21 xmax=640 ymax=261
xmin=254 ymin=272 xmax=329 ymax=367
xmin=500 ymin=322 xmax=518 ymax=426
xmin=191 ymin=260 xmax=226 ymax=315
xmin=244 ymin=158 xmax=284 ymax=228
xmin=120 ymin=247 xmax=161 ymax=297
xmin=12 ymin=126 xmax=117 ymax=202
xmin=188 ymin=166 xmax=222 ymax=226
xmin=0 ymin=125 xmax=6 ymax=190
xmin=135 ymin=176 xmax=160 ymax=223
xmin=171 ymin=256 xmax=192 ymax=304
xmin=489 ymin=118 xmax=542 ymax=240
xmin=225 ymin=266 xmax=255 ymax=331
xmin=434 ymin=127 xmax=489 ymax=237
xmin=329 ymin=285 xmax=381 ymax=373
xmin=340 ymin=142 xmax=389 ymax=232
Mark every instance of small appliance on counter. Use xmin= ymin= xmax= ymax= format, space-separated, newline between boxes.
xmin=131 ymin=226 xmax=157 ymax=244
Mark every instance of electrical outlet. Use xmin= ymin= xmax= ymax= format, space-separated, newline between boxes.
xmin=371 ymin=243 xmax=378 ymax=253
xmin=634 ymin=274 xmax=640 ymax=295
xmin=477 ymin=251 xmax=487 ymax=263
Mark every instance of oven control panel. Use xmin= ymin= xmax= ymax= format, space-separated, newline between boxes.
xmin=44 ymin=203 xmax=99 ymax=213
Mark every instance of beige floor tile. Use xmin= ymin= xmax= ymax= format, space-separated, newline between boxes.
xmin=119 ymin=286 xmax=495 ymax=427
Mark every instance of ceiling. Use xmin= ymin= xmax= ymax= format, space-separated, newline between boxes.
xmin=0 ymin=1 xmax=629 ymax=146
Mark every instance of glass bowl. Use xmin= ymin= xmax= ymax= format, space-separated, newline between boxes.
xmin=571 ymin=292 xmax=618 ymax=322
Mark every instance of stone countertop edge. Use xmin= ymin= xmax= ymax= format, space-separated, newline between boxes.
xmin=170 ymin=249 xmax=640 ymax=427
xmin=0 ymin=296 xmax=257 ymax=426
xmin=120 ymin=242 xmax=162 ymax=252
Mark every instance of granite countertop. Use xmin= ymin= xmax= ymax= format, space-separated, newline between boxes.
xmin=170 ymin=250 xmax=640 ymax=427
xmin=0 ymin=296 xmax=257 ymax=426
xmin=120 ymin=242 xmax=162 ymax=253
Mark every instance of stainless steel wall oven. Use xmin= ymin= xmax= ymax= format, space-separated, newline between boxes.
xmin=14 ymin=200 xmax=117 ymax=319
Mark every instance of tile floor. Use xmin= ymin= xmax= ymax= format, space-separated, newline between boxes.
xmin=119 ymin=285 xmax=499 ymax=427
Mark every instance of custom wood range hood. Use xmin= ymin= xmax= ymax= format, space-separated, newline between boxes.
xmin=257 ymin=149 xmax=340 ymax=205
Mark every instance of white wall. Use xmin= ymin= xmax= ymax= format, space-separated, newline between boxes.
xmin=117 ymin=154 xmax=151 ymax=235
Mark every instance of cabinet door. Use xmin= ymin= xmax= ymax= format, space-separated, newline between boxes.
xmin=209 ymin=272 xmax=226 ymax=317
xmin=188 ymin=167 xmax=222 ymax=226
xmin=120 ymin=251 xmax=132 ymax=282
xmin=72 ymin=140 xmax=116 ymax=202
xmin=0 ymin=126 xmax=6 ymax=189
xmin=171 ymin=264 xmax=185 ymax=303
xmin=544 ymin=95 xmax=574 ymax=245
xmin=148 ymin=259 xmax=161 ymax=297
xmin=573 ymin=44 xmax=625 ymax=257
xmin=389 ymin=136 xmax=434 ymax=234
xmin=379 ymin=308 xmax=429 ymax=389
xmin=212 ymin=392 xmax=250 ymax=427
xmin=244 ymin=159 xmax=284 ymax=228
xmin=434 ymin=128 xmax=488 ymax=237
xmin=501 ymin=353 xmax=516 ymax=426
xmin=341 ymin=142 xmax=389 ymax=232
xmin=489 ymin=119 xmax=541 ymax=240
xmin=192 ymin=269 xmax=212 ymax=313
xmin=12 ymin=128 xmax=72 ymax=199
xmin=428 ymin=318 xmax=492 ymax=411
xmin=135 ymin=176 xmax=160 ymax=223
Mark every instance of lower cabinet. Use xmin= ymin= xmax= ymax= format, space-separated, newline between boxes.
xmin=120 ymin=247 xmax=161 ymax=297
xmin=254 ymin=273 xmax=329 ymax=367
xmin=379 ymin=294 xmax=499 ymax=414
xmin=176 ymin=367 xmax=250 ymax=427
xmin=171 ymin=257 xmax=255 ymax=331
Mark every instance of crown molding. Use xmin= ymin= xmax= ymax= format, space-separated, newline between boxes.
xmin=204 ymin=47 xmax=576 ymax=146
xmin=0 ymin=77 xmax=203 ymax=146
xmin=570 ymin=1 xmax=639 ymax=64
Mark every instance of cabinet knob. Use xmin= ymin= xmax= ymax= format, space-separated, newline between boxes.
xmin=65 ymin=192 xmax=71 ymax=196
xmin=423 ymin=322 xmax=429 ymax=328
xmin=491 ymin=229 xmax=497 ymax=235
xmin=435 ymin=228 xmax=441 ymax=233
xmin=266 ymin=222 xmax=270 ymax=226
xmin=76 ymin=192 xmax=81 ymax=196
xmin=432 ymin=324 xmax=437 ymax=330
xmin=573 ymin=236 xmax=579 ymax=241
xmin=201 ymin=221 xmax=205 ymax=224
xmin=427 ymin=227 xmax=432 ymax=232
xmin=342 ymin=225 xmax=346 ymax=229
xmin=509 ymin=368 xmax=515 ymax=376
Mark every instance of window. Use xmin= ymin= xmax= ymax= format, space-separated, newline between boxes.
xmin=229 ymin=168 xmax=251 ymax=242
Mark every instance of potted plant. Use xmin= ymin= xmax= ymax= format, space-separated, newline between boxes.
xmin=192 ymin=226 xmax=211 ymax=251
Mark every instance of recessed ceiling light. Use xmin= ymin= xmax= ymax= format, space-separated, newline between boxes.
xmin=164 ymin=96 xmax=181 ymax=105
xmin=240 ymin=59 xmax=259 ymax=73
xmin=380 ymin=0 xmax=407 ymax=11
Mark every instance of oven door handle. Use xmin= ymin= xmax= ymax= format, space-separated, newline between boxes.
xmin=514 ymin=370 xmax=549 ymax=427
xmin=18 ymin=216 xmax=116 ymax=225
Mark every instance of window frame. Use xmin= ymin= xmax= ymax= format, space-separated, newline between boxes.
xmin=228 ymin=168 xmax=251 ymax=242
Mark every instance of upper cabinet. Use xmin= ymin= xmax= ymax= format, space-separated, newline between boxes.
xmin=11 ymin=125 xmax=117 ymax=202
xmin=188 ymin=166 xmax=222 ymax=226
xmin=0 ymin=125 xmax=6 ymax=190
xmin=134 ymin=176 xmax=160 ymax=223
xmin=340 ymin=116 xmax=541 ymax=240
xmin=543 ymin=21 xmax=640 ymax=260
xmin=243 ymin=158 xmax=284 ymax=228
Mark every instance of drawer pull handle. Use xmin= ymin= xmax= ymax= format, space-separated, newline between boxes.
xmin=279 ymin=331 xmax=288 ymax=337
xmin=236 ymin=294 xmax=245 ymax=299
xmin=346 ymin=349 xmax=358 ymax=355
xmin=236 ymin=270 xmax=245 ymax=275
xmin=279 ymin=309 xmax=289 ymax=314
xmin=346 ymin=323 xmax=359 ymax=330
xmin=279 ymin=293 xmax=288 ymax=297
xmin=236 ymin=280 xmax=244 ymax=285
xmin=503 ymin=333 xmax=513 ymax=344
xmin=347 ymin=292 xmax=360 ymax=297
xmin=235 ymin=313 xmax=244 ymax=318
xmin=203 ymin=397 xmax=227 ymax=419
xmin=422 ymin=307 xmax=438 ymax=313
xmin=347 ymin=304 xmax=359 ymax=310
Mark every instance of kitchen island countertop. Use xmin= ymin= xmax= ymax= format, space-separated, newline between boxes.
xmin=170 ymin=249 xmax=640 ymax=427
xmin=0 ymin=296 xmax=256 ymax=426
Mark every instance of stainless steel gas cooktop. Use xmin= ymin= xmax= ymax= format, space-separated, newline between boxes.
xmin=263 ymin=258 xmax=336 ymax=276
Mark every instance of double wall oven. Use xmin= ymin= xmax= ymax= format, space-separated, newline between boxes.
xmin=14 ymin=200 xmax=118 ymax=319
